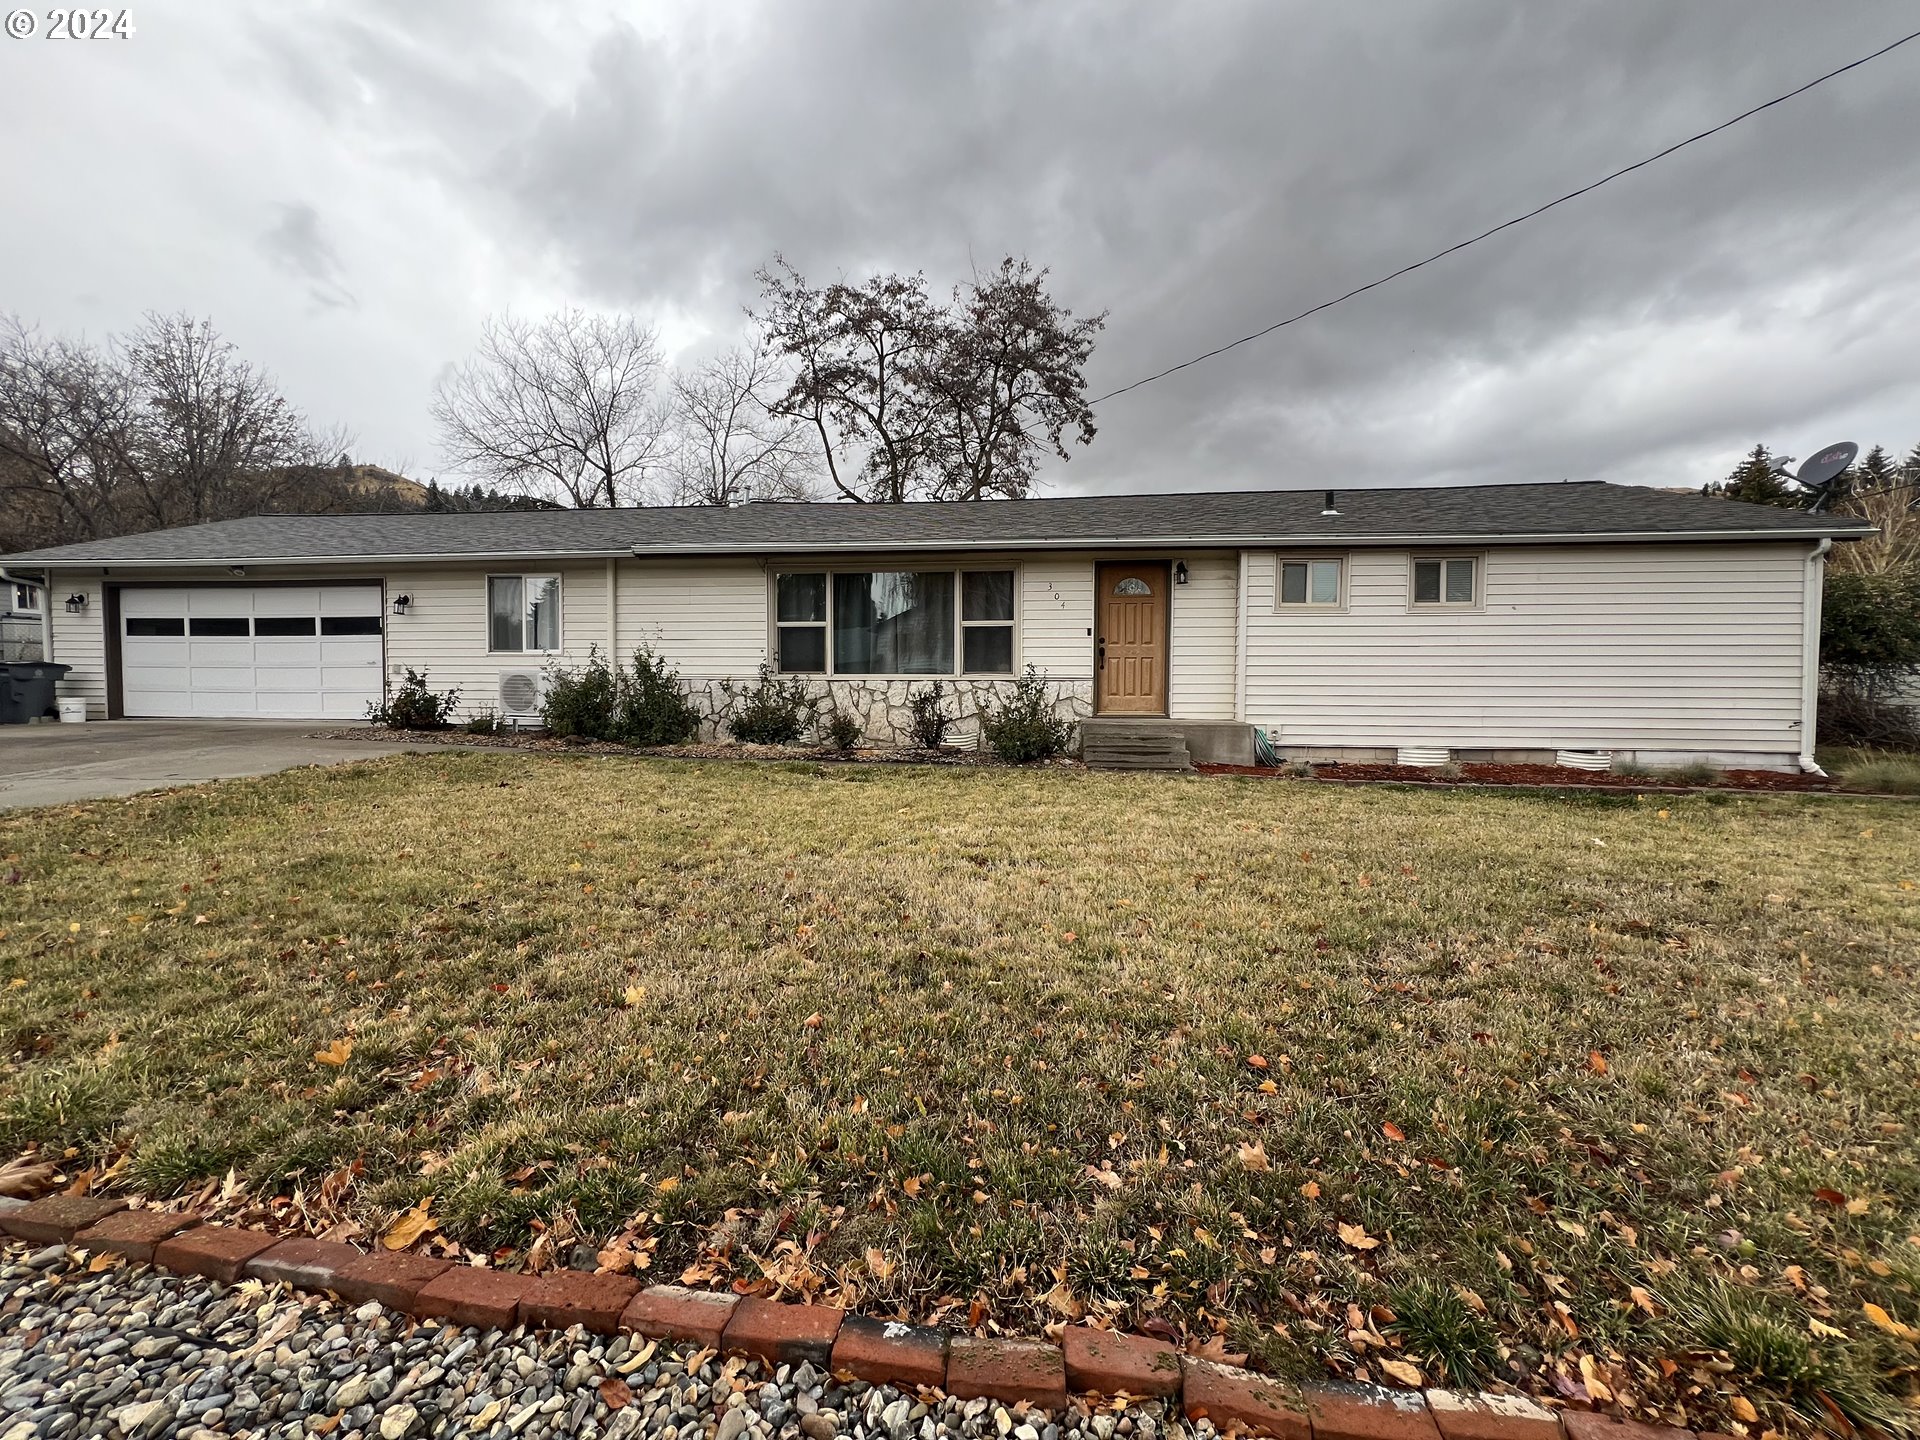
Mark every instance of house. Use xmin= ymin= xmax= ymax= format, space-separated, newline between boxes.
xmin=0 ymin=578 xmax=45 ymax=662
xmin=0 ymin=482 xmax=1873 ymax=769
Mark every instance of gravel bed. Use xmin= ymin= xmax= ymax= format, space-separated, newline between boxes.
xmin=0 ymin=1245 xmax=1191 ymax=1440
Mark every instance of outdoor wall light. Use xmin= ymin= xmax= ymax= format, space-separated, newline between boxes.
xmin=64 ymin=592 xmax=88 ymax=613
xmin=392 ymin=594 xmax=412 ymax=615
xmin=1174 ymin=561 xmax=1189 ymax=586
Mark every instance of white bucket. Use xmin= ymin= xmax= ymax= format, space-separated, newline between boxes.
xmin=57 ymin=698 xmax=88 ymax=723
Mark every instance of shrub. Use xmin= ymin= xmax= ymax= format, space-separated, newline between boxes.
xmin=466 ymin=709 xmax=500 ymax=735
xmin=541 ymin=649 xmax=618 ymax=739
xmin=725 ymin=663 xmax=817 ymax=745
xmin=824 ymin=710 xmax=864 ymax=753
xmin=614 ymin=646 xmax=702 ymax=746
xmin=908 ymin=681 xmax=953 ymax=749
xmin=980 ymin=668 xmax=1072 ymax=763
xmin=367 ymin=668 xmax=461 ymax=730
xmin=1819 ymin=679 xmax=1920 ymax=749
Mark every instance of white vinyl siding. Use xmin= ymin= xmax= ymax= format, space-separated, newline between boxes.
xmin=616 ymin=561 xmax=770 ymax=680
xmin=48 ymin=575 xmax=107 ymax=718
xmin=1019 ymin=560 xmax=1095 ymax=679
xmin=1244 ymin=543 xmax=1810 ymax=753
xmin=1169 ymin=554 xmax=1238 ymax=720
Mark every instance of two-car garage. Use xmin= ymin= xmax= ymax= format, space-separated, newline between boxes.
xmin=118 ymin=584 xmax=384 ymax=719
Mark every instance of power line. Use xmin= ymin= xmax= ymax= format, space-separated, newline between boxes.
xmin=1088 ymin=28 xmax=1920 ymax=407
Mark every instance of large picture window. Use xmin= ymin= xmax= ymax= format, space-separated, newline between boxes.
xmin=489 ymin=575 xmax=561 ymax=652
xmin=774 ymin=569 xmax=1015 ymax=677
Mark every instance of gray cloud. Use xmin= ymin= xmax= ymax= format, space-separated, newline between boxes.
xmin=5 ymin=0 xmax=1918 ymax=493
xmin=260 ymin=203 xmax=356 ymax=311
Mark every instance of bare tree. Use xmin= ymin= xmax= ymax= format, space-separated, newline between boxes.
xmin=1 ymin=312 xmax=334 ymax=551
xmin=431 ymin=310 xmax=670 ymax=508
xmin=752 ymin=260 xmax=943 ymax=503
xmin=921 ymin=258 xmax=1104 ymax=501
xmin=666 ymin=338 xmax=817 ymax=506
xmin=752 ymin=255 xmax=1102 ymax=502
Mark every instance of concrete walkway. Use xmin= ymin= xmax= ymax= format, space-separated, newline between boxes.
xmin=0 ymin=720 xmax=440 ymax=811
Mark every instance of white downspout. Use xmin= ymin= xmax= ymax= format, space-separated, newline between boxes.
xmin=1798 ymin=538 xmax=1831 ymax=775
xmin=605 ymin=557 xmax=618 ymax=659
xmin=1233 ymin=549 xmax=1250 ymax=723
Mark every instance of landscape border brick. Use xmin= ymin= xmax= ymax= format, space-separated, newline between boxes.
xmin=0 ymin=1194 xmax=129 ymax=1244
xmin=72 ymin=1210 xmax=197 ymax=1264
xmin=831 ymin=1314 xmax=949 ymax=1389
xmin=520 ymin=1270 xmax=641 ymax=1334
xmin=0 ymin=1216 xmax=1714 ymax=1440
xmin=412 ymin=1267 xmax=529 ymax=1331
xmin=1065 ymin=1327 xmax=1183 ymax=1398
xmin=1181 ymin=1357 xmax=1312 ymax=1440
xmin=722 ymin=1296 xmax=845 ymax=1369
xmin=621 ymin=1284 xmax=741 ymax=1350
xmin=947 ymin=1335 xmax=1069 ymax=1409
xmin=154 ymin=1225 xmax=282 ymax=1284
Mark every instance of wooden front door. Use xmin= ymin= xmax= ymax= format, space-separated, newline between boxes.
xmin=1095 ymin=562 xmax=1169 ymax=715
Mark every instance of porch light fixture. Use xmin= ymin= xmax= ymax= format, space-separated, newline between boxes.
xmin=63 ymin=592 xmax=87 ymax=613
xmin=1174 ymin=561 xmax=1189 ymax=585
xmin=391 ymin=594 xmax=412 ymax=615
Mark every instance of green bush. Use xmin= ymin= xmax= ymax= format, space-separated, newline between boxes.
xmin=980 ymin=667 xmax=1072 ymax=763
xmin=724 ymin=663 xmax=817 ymax=745
xmin=465 ymin=709 xmax=500 ymax=735
xmin=541 ymin=646 xmax=701 ymax=745
xmin=908 ymin=681 xmax=952 ymax=749
xmin=541 ymin=649 xmax=619 ymax=739
xmin=367 ymin=668 xmax=461 ymax=730
xmin=615 ymin=646 xmax=702 ymax=745
xmin=824 ymin=710 xmax=864 ymax=752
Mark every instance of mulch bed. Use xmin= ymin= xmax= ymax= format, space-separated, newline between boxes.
xmin=1197 ymin=760 xmax=1833 ymax=792
xmin=315 ymin=727 xmax=1078 ymax=769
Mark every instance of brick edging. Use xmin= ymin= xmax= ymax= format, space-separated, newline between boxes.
xmin=2 ymin=1202 xmax=1706 ymax=1440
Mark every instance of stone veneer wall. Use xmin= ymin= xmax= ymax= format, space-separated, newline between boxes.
xmin=681 ymin=676 xmax=1093 ymax=747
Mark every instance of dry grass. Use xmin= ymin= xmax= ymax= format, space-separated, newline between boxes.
xmin=3 ymin=753 xmax=1918 ymax=1431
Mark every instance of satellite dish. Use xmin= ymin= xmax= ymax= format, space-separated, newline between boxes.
xmin=1793 ymin=441 xmax=1857 ymax=491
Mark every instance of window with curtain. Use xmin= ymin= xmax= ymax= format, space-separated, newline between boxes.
xmin=488 ymin=575 xmax=561 ymax=652
xmin=833 ymin=572 xmax=954 ymax=674
xmin=775 ymin=573 xmax=827 ymax=672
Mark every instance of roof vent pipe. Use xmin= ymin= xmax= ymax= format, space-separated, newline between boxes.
xmin=1321 ymin=490 xmax=1339 ymax=516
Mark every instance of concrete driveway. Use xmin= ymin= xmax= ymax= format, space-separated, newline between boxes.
xmin=0 ymin=720 xmax=441 ymax=811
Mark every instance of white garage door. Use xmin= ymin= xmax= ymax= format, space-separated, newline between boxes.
xmin=120 ymin=585 xmax=384 ymax=719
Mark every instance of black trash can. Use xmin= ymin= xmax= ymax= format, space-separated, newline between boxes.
xmin=0 ymin=661 xmax=72 ymax=724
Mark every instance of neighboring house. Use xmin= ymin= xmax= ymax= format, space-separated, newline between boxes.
xmin=0 ymin=483 xmax=1873 ymax=769
xmin=0 ymin=578 xmax=45 ymax=662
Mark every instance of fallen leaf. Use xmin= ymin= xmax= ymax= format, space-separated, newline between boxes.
xmin=598 ymin=1378 xmax=634 ymax=1411
xmin=1338 ymin=1222 xmax=1380 ymax=1251
xmin=1247 ymin=1054 xmax=1269 ymax=1071
xmin=381 ymin=1197 xmax=437 ymax=1251
xmin=1729 ymin=1397 xmax=1759 ymax=1424
xmin=1863 ymin=1302 xmax=1920 ymax=1341
xmin=802 ymin=1012 xmax=823 ymax=1029
xmin=865 ymin=1247 xmax=898 ymax=1281
xmin=1587 ymin=1051 xmax=1608 ymax=1075
xmin=313 ymin=1038 xmax=353 ymax=1067
xmin=1299 ymin=1180 xmax=1321 ymax=1199
xmin=1381 ymin=1122 xmax=1405 ymax=1143
xmin=623 ymin=985 xmax=647 ymax=1007
xmin=1814 ymin=1188 xmax=1848 ymax=1208
xmin=1377 ymin=1358 xmax=1424 ymax=1388
xmin=1238 ymin=1140 xmax=1270 ymax=1173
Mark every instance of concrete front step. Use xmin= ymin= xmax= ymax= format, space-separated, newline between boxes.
xmin=1080 ymin=718 xmax=1254 ymax=766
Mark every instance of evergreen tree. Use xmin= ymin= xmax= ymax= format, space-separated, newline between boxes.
xmin=1703 ymin=444 xmax=1802 ymax=507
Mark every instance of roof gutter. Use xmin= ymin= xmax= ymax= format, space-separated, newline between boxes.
xmin=2 ymin=525 xmax=1873 ymax=569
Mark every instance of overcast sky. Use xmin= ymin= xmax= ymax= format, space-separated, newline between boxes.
xmin=3 ymin=1 xmax=1917 ymax=498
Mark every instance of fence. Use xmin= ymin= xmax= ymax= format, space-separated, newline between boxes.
xmin=0 ymin=617 xmax=44 ymax=663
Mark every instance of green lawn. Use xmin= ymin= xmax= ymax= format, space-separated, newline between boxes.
xmin=3 ymin=754 xmax=1918 ymax=1433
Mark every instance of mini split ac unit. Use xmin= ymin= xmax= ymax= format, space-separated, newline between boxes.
xmin=497 ymin=668 xmax=545 ymax=725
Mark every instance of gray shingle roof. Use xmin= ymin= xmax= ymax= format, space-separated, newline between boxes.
xmin=0 ymin=482 xmax=1871 ymax=566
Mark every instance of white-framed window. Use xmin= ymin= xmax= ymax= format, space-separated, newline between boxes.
xmin=1275 ymin=556 xmax=1344 ymax=609
xmin=772 ymin=568 xmax=1017 ymax=677
xmin=488 ymin=574 xmax=561 ymax=653
xmin=11 ymin=583 xmax=38 ymax=613
xmin=1410 ymin=555 xmax=1479 ymax=608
